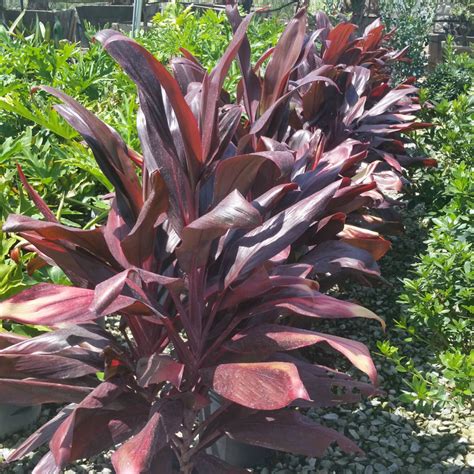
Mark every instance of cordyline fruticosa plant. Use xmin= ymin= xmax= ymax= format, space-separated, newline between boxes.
xmin=0 ymin=8 xmax=429 ymax=474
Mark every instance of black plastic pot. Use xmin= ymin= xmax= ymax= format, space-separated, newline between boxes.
xmin=202 ymin=392 xmax=272 ymax=468
xmin=0 ymin=404 xmax=41 ymax=440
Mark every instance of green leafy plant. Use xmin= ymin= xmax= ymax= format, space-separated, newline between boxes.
xmin=422 ymin=36 xmax=474 ymax=104
xmin=393 ymin=82 xmax=474 ymax=407
xmin=145 ymin=3 xmax=283 ymax=91
xmin=400 ymin=210 xmax=473 ymax=351
xmin=378 ymin=0 xmax=438 ymax=81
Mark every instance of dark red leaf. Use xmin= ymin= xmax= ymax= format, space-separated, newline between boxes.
xmin=111 ymin=400 xmax=182 ymax=474
xmin=202 ymin=362 xmax=310 ymax=410
xmin=16 ymin=164 xmax=58 ymax=223
xmin=223 ymin=180 xmax=342 ymax=287
xmin=261 ymin=9 xmax=306 ymax=112
xmin=7 ymin=405 xmax=74 ymax=462
xmin=49 ymin=381 xmax=148 ymax=468
xmin=213 ymin=152 xmax=293 ymax=205
xmin=225 ymin=324 xmax=378 ymax=383
xmin=224 ymin=410 xmax=362 ymax=457
xmin=177 ymin=190 xmax=261 ymax=271
xmin=0 ymin=379 xmax=91 ymax=405
xmin=136 ymin=354 xmax=184 ymax=388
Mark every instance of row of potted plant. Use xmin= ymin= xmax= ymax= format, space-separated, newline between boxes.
xmin=0 ymin=7 xmax=431 ymax=473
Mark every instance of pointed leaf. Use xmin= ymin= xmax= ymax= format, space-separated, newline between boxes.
xmin=38 ymin=86 xmax=142 ymax=223
xmin=202 ymin=362 xmax=310 ymax=410
xmin=16 ymin=164 xmax=58 ymax=222
xmin=111 ymin=400 xmax=182 ymax=474
xmin=177 ymin=190 xmax=261 ymax=271
xmin=200 ymin=13 xmax=254 ymax=159
xmin=97 ymin=30 xmax=202 ymax=166
xmin=7 ymin=405 xmax=74 ymax=462
xmin=302 ymin=240 xmax=381 ymax=279
xmin=0 ymin=379 xmax=91 ymax=405
xmin=136 ymin=354 xmax=184 ymax=388
xmin=246 ymin=285 xmax=384 ymax=328
xmin=261 ymin=9 xmax=306 ymax=112
xmin=224 ymin=410 xmax=362 ymax=457
xmin=225 ymin=324 xmax=378 ymax=383
xmin=49 ymin=381 xmax=148 ymax=468
xmin=0 ymin=353 xmax=99 ymax=379
xmin=223 ymin=180 xmax=341 ymax=287
xmin=213 ymin=152 xmax=293 ymax=205
xmin=0 ymin=284 xmax=95 ymax=326
xmin=0 ymin=283 xmax=143 ymax=326
xmin=323 ymin=23 xmax=357 ymax=64
xmin=120 ymin=171 xmax=169 ymax=267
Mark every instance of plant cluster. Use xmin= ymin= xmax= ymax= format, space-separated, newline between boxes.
xmin=0 ymin=8 xmax=430 ymax=472
xmin=380 ymin=77 xmax=473 ymax=408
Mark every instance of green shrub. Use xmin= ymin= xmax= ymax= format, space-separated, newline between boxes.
xmin=423 ymin=37 xmax=474 ymax=104
xmin=413 ymin=90 xmax=474 ymax=211
xmin=393 ymin=85 xmax=474 ymax=406
xmin=144 ymin=3 xmax=283 ymax=91
xmin=400 ymin=208 xmax=473 ymax=350
xmin=378 ymin=0 xmax=438 ymax=81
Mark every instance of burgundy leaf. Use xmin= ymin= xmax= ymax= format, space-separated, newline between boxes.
xmin=0 ymin=324 xmax=111 ymax=356
xmin=246 ymin=285 xmax=384 ymax=327
xmin=213 ymin=152 xmax=293 ymax=205
xmin=223 ymin=180 xmax=342 ymax=287
xmin=0 ymin=353 xmax=99 ymax=379
xmin=212 ymin=104 xmax=243 ymax=162
xmin=0 ymin=332 xmax=25 ymax=350
xmin=261 ymin=9 xmax=306 ymax=112
xmin=96 ymin=30 xmax=202 ymax=167
xmin=7 ymin=405 xmax=74 ymax=462
xmin=225 ymin=324 xmax=378 ymax=383
xmin=302 ymin=240 xmax=381 ymax=279
xmin=177 ymin=190 xmax=261 ymax=271
xmin=120 ymin=171 xmax=169 ymax=267
xmin=226 ymin=5 xmax=261 ymax=124
xmin=91 ymin=269 xmax=182 ymax=317
xmin=16 ymin=164 xmax=58 ymax=222
xmin=111 ymin=400 xmax=182 ymax=474
xmin=49 ymin=381 xmax=148 ymax=468
xmin=200 ymin=12 xmax=254 ymax=159
xmin=360 ymin=86 xmax=417 ymax=120
xmin=224 ymin=410 xmax=362 ymax=457
xmin=136 ymin=353 xmax=184 ymax=388
xmin=0 ymin=282 xmax=143 ymax=326
xmin=202 ymin=362 xmax=310 ymax=410
xmin=0 ymin=284 xmax=95 ymax=326
xmin=38 ymin=86 xmax=142 ymax=223
xmin=3 ymin=214 xmax=113 ymax=264
xmin=32 ymin=452 xmax=60 ymax=474
xmin=276 ymin=353 xmax=379 ymax=408
xmin=323 ymin=23 xmax=358 ymax=65
xmin=0 ymin=379 xmax=91 ymax=405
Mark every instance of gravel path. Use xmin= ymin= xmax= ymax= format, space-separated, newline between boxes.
xmin=1 ymin=202 xmax=473 ymax=473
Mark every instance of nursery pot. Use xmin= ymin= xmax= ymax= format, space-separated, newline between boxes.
xmin=202 ymin=392 xmax=272 ymax=468
xmin=0 ymin=404 xmax=41 ymax=439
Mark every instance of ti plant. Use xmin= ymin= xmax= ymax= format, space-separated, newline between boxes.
xmin=0 ymin=8 xmax=429 ymax=473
